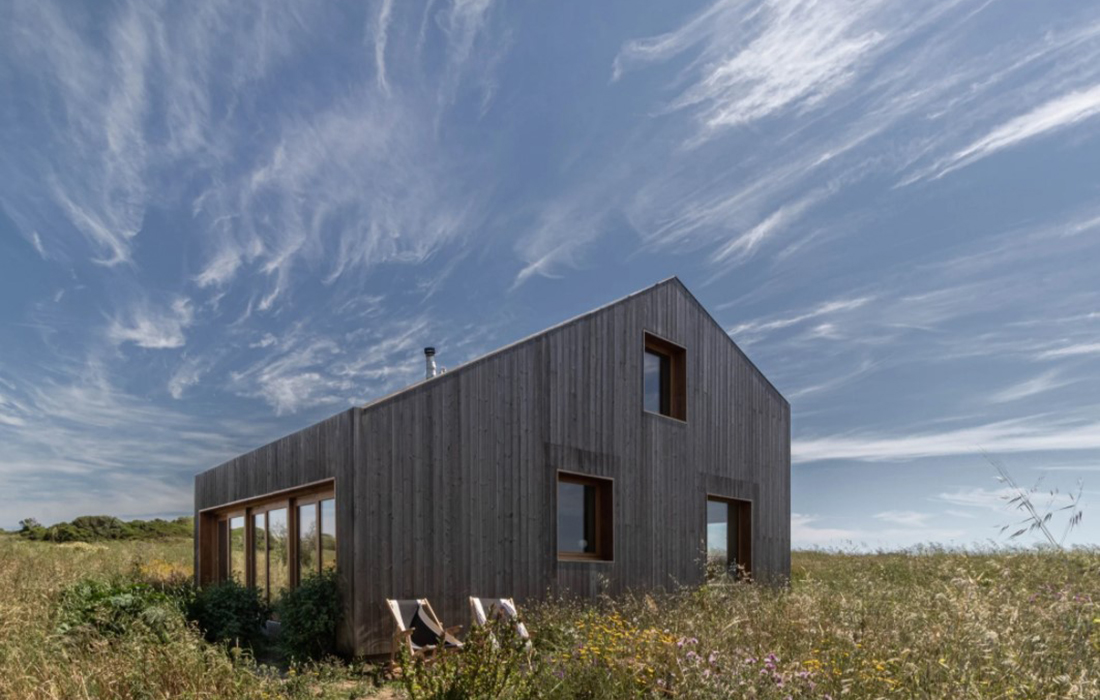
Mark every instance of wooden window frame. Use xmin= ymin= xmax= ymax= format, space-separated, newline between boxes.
xmin=556 ymin=471 xmax=614 ymax=562
xmin=198 ymin=479 xmax=335 ymax=593
xmin=643 ymin=332 xmax=687 ymax=422
xmin=705 ymin=495 xmax=752 ymax=579
xmin=221 ymin=510 xmax=247 ymax=584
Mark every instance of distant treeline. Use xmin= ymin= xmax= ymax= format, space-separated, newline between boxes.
xmin=16 ymin=515 xmax=193 ymax=542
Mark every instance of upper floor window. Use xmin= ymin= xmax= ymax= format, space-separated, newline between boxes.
xmin=643 ymin=332 xmax=686 ymax=421
xmin=557 ymin=472 xmax=613 ymax=561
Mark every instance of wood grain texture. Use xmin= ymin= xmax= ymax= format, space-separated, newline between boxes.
xmin=195 ymin=278 xmax=790 ymax=656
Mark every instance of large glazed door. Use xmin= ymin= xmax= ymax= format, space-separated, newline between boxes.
xmin=706 ymin=496 xmax=752 ymax=579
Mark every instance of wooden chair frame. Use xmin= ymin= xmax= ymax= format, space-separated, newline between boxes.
xmin=469 ymin=597 xmax=531 ymax=644
xmin=386 ymin=598 xmax=463 ymax=665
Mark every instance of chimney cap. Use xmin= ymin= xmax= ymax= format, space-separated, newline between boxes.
xmin=424 ymin=346 xmax=436 ymax=356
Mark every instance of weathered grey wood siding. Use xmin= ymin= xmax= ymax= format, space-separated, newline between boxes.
xmin=193 ymin=410 xmax=358 ymax=651
xmin=195 ymin=278 xmax=790 ymax=656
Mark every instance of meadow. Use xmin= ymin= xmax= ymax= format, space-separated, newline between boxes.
xmin=1 ymin=532 xmax=1097 ymax=699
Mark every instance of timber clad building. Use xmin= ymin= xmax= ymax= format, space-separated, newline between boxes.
xmin=194 ymin=278 xmax=791 ymax=656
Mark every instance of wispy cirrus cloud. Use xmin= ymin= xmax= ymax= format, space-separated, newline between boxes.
xmin=728 ymin=296 xmax=873 ymax=341
xmin=792 ymin=512 xmax=965 ymax=549
xmin=988 ymin=370 xmax=1070 ymax=404
xmin=710 ymin=193 xmax=823 ymax=266
xmin=615 ymin=0 xmax=888 ymax=140
xmin=228 ymin=313 xmax=434 ymax=414
xmin=107 ymin=297 xmax=195 ymax=350
xmin=925 ymin=84 xmax=1100 ymax=181
xmin=0 ymin=359 xmax=277 ymax=525
xmin=373 ymin=0 xmax=396 ymax=94
xmin=873 ymin=510 xmax=932 ymax=527
xmin=794 ymin=416 xmax=1100 ymax=463
xmin=1036 ymin=342 xmax=1100 ymax=360
xmin=167 ymin=355 xmax=212 ymax=400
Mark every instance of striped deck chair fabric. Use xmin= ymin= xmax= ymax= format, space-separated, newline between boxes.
xmin=469 ymin=597 xmax=530 ymax=642
xmin=385 ymin=598 xmax=463 ymax=661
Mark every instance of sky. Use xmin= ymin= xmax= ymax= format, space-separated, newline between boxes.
xmin=2 ymin=0 xmax=1100 ymax=549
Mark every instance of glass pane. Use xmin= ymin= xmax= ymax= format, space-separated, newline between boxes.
xmin=558 ymin=481 xmax=595 ymax=554
xmin=218 ymin=519 xmax=229 ymax=581
xmin=320 ymin=499 xmax=336 ymax=571
xmin=729 ymin=504 xmax=740 ymax=573
xmin=229 ymin=516 xmax=246 ymax=583
xmin=644 ymin=350 xmax=671 ymax=415
xmin=706 ymin=500 xmax=729 ymax=577
xmin=643 ymin=351 xmax=662 ymax=413
xmin=253 ymin=512 xmax=267 ymax=599
xmin=299 ymin=503 xmax=318 ymax=582
xmin=268 ymin=508 xmax=289 ymax=599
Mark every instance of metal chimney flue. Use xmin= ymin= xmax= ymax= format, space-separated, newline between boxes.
xmin=424 ymin=347 xmax=437 ymax=380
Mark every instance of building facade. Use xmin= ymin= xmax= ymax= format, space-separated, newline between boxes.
xmin=194 ymin=278 xmax=791 ymax=656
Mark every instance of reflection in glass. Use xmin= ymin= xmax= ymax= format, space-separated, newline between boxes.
xmin=320 ymin=499 xmax=336 ymax=571
xmin=268 ymin=508 xmax=289 ymax=599
xmin=643 ymin=350 xmax=669 ymax=414
xmin=299 ymin=503 xmax=318 ymax=581
xmin=706 ymin=499 xmax=729 ymax=578
xmin=253 ymin=512 xmax=267 ymax=599
xmin=558 ymin=481 xmax=595 ymax=554
xmin=229 ymin=516 xmax=246 ymax=583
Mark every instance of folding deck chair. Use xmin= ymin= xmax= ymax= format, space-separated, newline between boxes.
xmin=469 ymin=597 xmax=531 ymax=646
xmin=385 ymin=598 xmax=463 ymax=663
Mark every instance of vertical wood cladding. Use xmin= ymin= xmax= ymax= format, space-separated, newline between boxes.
xmin=195 ymin=278 xmax=790 ymax=656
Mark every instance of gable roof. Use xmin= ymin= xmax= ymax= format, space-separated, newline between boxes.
xmin=360 ymin=276 xmax=787 ymax=413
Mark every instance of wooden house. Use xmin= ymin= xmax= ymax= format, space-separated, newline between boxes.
xmin=193 ymin=277 xmax=791 ymax=655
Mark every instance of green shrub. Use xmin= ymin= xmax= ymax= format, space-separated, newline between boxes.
xmin=186 ymin=579 xmax=268 ymax=647
xmin=56 ymin=577 xmax=180 ymax=641
xmin=18 ymin=515 xmax=193 ymax=543
xmin=276 ymin=569 xmax=340 ymax=662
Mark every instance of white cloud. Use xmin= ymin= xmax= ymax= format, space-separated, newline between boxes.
xmin=932 ymin=83 xmax=1100 ymax=179
xmin=791 ymin=513 xmax=862 ymax=547
xmin=0 ymin=360 xmax=277 ymax=526
xmin=250 ymin=333 xmax=278 ymax=349
xmin=711 ymin=195 xmax=819 ymax=265
xmin=792 ymin=512 xmax=968 ymax=550
xmin=108 ymin=297 xmax=195 ymax=350
xmin=794 ymin=416 xmax=1100 ymax=463
xmin=944 ymin=509 xmax=979 ymax=520
xmin=935 ymin=486 xmax=1023 ymax=512
xmin=728 ymin=296 xmax=873 ymax=338
xmin=873 ymin=510 xmax=932 ymax=527
xmin=1036 ymin=342 xmax=1100 ymax=360
xmin=616 ymin=0 xmax=887 ymax=140
xmin=1037 ymin=465 xmax=1100 ymax=472
xmin=373 ymin=0 xmax=395 ymax=94
xmin=787 ymin=359 xmax=877 ymax=400
xmin=988 ymin=370 xmax=1069 ymax=403
xmin=31 ymin=231 xmax=47 ymax=259
xmin=193 ymin=246 xmax=246 ymax=288
xmin=229 ymin=314 xmax=432 ymax=414
xmin=167 ymin=356 xmax=210 ymax=399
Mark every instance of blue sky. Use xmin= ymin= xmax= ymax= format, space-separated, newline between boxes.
xmin=2 ymin=0 xmax=1100 ymax=548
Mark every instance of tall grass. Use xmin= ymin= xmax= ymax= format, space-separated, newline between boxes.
xmin=0 ymin=535 xmax=376 ymax=699
xmin=2 ymin=534 xmax=1097 ymax=698
xmin=411 ymin=548 xmax=1100 ymax=698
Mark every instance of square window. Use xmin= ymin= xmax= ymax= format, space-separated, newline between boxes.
xmin=557 ymin=473 xmax=613 ymax=561
xmin=643 ymin=333 xmax=686 ymax=421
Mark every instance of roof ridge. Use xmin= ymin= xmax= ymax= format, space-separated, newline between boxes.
xmin=359 ymin=277 xmax=681 ymax=410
